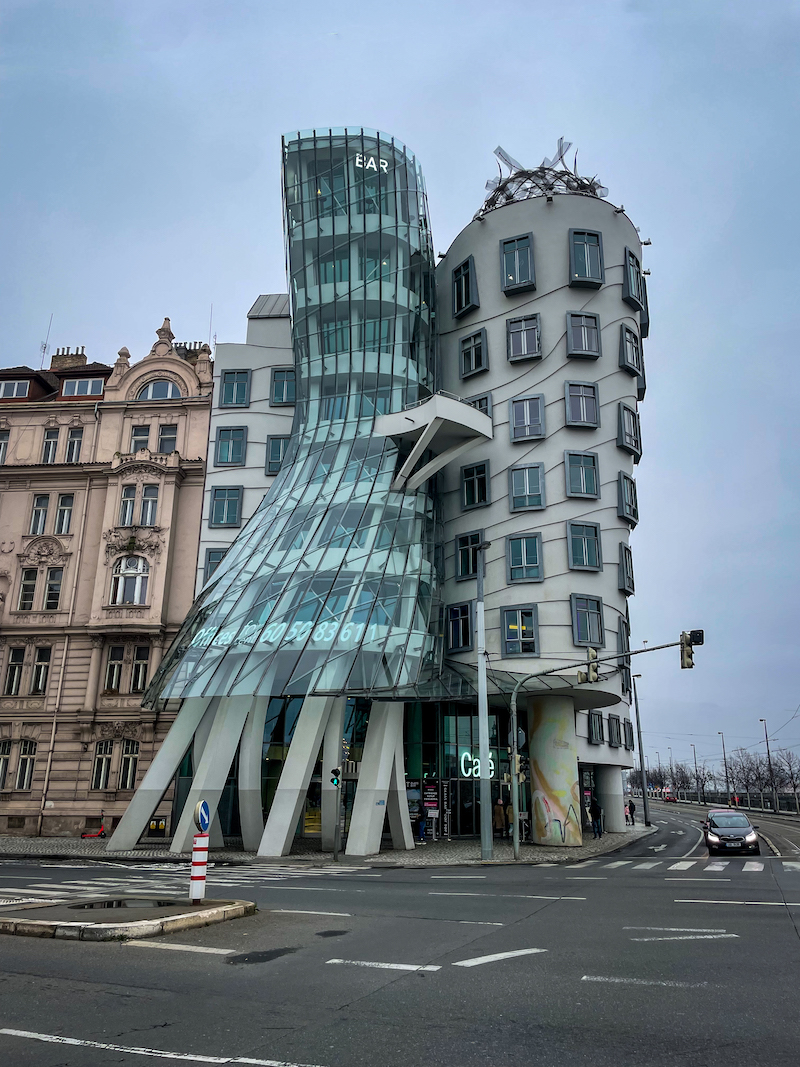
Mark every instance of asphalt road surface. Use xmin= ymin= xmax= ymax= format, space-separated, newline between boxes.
xmin=1 ymin=805 xmax=799 ymax=1067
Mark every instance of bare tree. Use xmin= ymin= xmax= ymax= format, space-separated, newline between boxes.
xmin=775 ymin=748 xmax=800 ymax=812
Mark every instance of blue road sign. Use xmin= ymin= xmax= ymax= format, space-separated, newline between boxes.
xmin=194 ymin=800 xmax=210 ymax=833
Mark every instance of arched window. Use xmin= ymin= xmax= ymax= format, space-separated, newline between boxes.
xmin=110 ymin=556 xmax=149 ymax=605
xmin=137 ymin=380 xmax=182 ymax=401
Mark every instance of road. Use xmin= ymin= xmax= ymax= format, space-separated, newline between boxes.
xmin=1 ymin=805 xmax=799 ymax=1067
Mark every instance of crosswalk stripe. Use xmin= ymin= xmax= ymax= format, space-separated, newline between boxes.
xmin=565 ymin=861 xmax=597 ymax=868
xmin=667 ymin=861 xmax=696 ymax=871
xmin=603 ymin=861 xmax=632 ymax=868
xmin=742 ymin=862 xmax=764 ymax=872
xmin=782 ymin=861 xmax=800 ymax=872
xmin=633 ymin=861 xmax=661 ymax=869
xmin=704 ymin=862 xmax=729 ymax=871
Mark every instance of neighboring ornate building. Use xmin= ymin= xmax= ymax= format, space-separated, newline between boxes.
xmin=0 ymin=321 xmax=212 ymax=836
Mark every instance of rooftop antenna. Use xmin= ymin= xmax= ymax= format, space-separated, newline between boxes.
xmin=39 ymin=313 xmax=54 ymax=369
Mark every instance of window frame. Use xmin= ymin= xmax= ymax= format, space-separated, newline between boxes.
xmin=137 ymin=379 xmax=182 ymax=401
xmin=30 ymin=646 xmax=51 ymax=696
xmin=44 ymin=566 xmax=63 ymax=610
xmin=91 ymin=739 xmax=114 ymax=790
xmin=0 ymin=738 xmax=10 ymax=789
xmin=499 ymin=233 xmax=536 ymax=295
xmin=567 ymin=520 xmax=603 ymax=572
xmin=119 ymin=485 xmax=136 ymax=527
xmin=639 ymin=275 xmax=650 ymax=338
xmin=41 ymin=428 xmax=59 ymax=464
xmin=460 ymin=460 xmax=490 ymax=511
xmin=65 ymin=427 xmax=83 ymax=463
xmin=110 ymin=555 xmax=150 ymax=606
xmin=570 ymin=593 xmax=605 ymax=648
xmin=564 ymin=380 xmax=600 ymax=429
xmin=501 ymin=603 xmax=540 ymax=658
xmin=566 ymin=312 xmax=602 ymax=359
xmin=204 ymin=547 xmax=228 ymax=582
xmin=270 ymin=367 xmax=296 ymax=407
xmin=588 ymin=710 xmax=605 ymax=745
xmin=617 ymin=471 xmax=639 ymax=526
xmin=139 ymin=485 xmax=159 ymax=527
xmin=619 ymin=542 xmax=635 ymax=595
xmin=0 ymin=380 xmax=29 ymax=398
xmin=506 ymin=314 xmax=541 ymax=362
xmin=30 ymin=494 xmax=49 ymax=535
xmin=565 ymin=450 xmax=600 ymax=500
xmin=105 ymin=645 xmax=124 ymax=693
xmin=619 ymin=324 xmax=643 ymax=376
xmin=214 ymin=426 xmax=248 ymax=467
xmin=617 ymin=403 xmax=642 ymax=460
xmin=0 ymin=429 xmax=9 ymax=464
xmin=209 ymin=486 xmax=244 ymax=528
xmin=266 ymin=435 xmax=289 ymax=476
xmin=509 ymin=394 xmax=545 ymax=442
xmin=455 ymin=529 xmax=483 ymax=582
xmin=18 ymin=568 xmax=37 ymax=611
xmin=465 ymin=392 xmax=492 ymax=418
xmin=508 ymin=463 xmax=546 ymax=512
xmin=608 ymin=714 xmax=622 ymax=748
xmin=446 ymin=601 xmax=474 ymax=652
xmin=157 ymin=424 xmax=178 ymax=454
xmin=119 ymin=738 xmax=140 ymax=790
xmin=219 ymin=369 xmax=251 ymax=408
xmin=62 ymin=378 xmax=104 ymax=398
xmin=568 ymin=229 xmax=605 ymax=289
xmin=618 ymin=616 xmax=632 ymax=695
xmin=4 ymin=648 xmax=25 ymax=696
xmin=624 ymin=719 xmax=635 ymax=749
xmin=452 ymin=255 xmax=479 ymax=319
xmin=506 ymin=532 xmax=544 ymax=584
xmin=622 ymin=246 xmax=645 ymax=312
xmin=131 ymin=425 xmax=150 ymax=452
xmin=130 ymin=646 xmax=150 ymax=694
xmin=16 ymin=739 xmax=36 ymax=790
xmin=459 ymin=328 xmax=488 ymax=380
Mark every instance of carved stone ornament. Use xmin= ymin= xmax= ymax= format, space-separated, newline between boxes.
xmin=116 ymin=463 xmax=168 ymax=481
xmin=19 ymin=537 xmax=69 ymax=568
xmin=103 ymin=527 xmax=164 ymax=563
xmin=99 ymin=721 xmax=140 ymax=740
xmin=0 ymin=541 xmax=16 ymax=554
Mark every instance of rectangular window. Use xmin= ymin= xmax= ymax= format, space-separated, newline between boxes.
xmin=91 ymin=739 xmax=114 ymax=790
xmin=500 ymin=234 xmax=535 ymax=293
xmin=30 ymin=494 xmax=49 ymax=535
xmin=453 ymin=256 xmax=479 ymax=318
xmin=0 ymin=738 xmax=10 ymax=789
xmin=618 ymin=472 xmax=639 ymax=526
xmin=567 ymin=313 xmax=601 ymax=358
xmin=622 ymin=247 xmax=645 ymax=311
xmin=44 ymin=567 xmax=63 ymax=610
xmin=204 ymin=548 xmax=227 ymax=582
xmin=447 ymin=603 xmax=472 ymax=651
xmin=62 ymin=378 xmax=104 ymax=397
xmin=507 ymin=534 xmax=543 ymax=582
xmin=105 ymin=646 xmax=124 ymax=692
xmin=569 ymin=230 xmax=604 ymax=287
xmin=157 ymin=424 xmax=177 ymax=454
xmin=565 ymin=382 xmax=599 ymax=428
xmin=460 ymin=329 xmax=487 ymax=378
xmin=507 ymin=315 xmax=541 ymax=361
xmin=30 ymin=647 xmax=51 ymax=695
xmin=16 ymin=739 xmax=36 ymax=790
xmin=18 ymin=568 xmax=37 ymax=611
xmin=119 ymin=485 xmax=135 ymax=527
xmin=461 ymin=462 xmax=489 ymax=509
xmin=4 ymin=648 xmax=24 ymax=696
xmin=509 ymin=465 xmax=545 ymax=510
xmin=0 ymin=380 xmax=29 ymax=398
xmin=568 ymin=522 xmax=602 ymax=571
xmin=321 ymin=250 xmax=351 ymax=284
xmin=608 ymin=715 xmax=622 ymax=748
xmin=571 ymin=594 xmax=605 ymax=646
xmin=65 ymin=427 xmax=83 ymax=463
xmin=41 ymin=428 xmax=59 ymax=464
xmin=588 ymin=710 xmax=604 ymax=744
xmin=130 ymin=646 xmax=150 ymax=693
xmin=216 ymin=427 xmax=247 ymax=466
xmin=131 ymin=425 xmax=150 ymax=452
xmin=0 ymin=429 xmax=9 ymax=464
xmin=640 ymin=275 xmax=650 ymax=338
xmin=119 ymin=738 xmax=140 ymax=790
xmin=619 ymin=325 xmax=642 ymax=375
xmin=618 ymin=404 xmax=642 ymax=459
xmin=140 ymin=485 xmax=159 ymax=526
xmin=210 ymin=487 xmax=242 ymax=527
xmin=271 ymin=368 xmax=296 ymax=405
xmin=322 ymin=313 xmax=351 ymax=354
xmin=618 ymin=616 xmax=632 ymax=694
xmin=510 ymin=395 xmax=544 ymax=441
xmin=624 ymin=720 xmax=635 ymax=749
xmin=619 ymin=543 xmax=635 ymax=595
xmin=266 ymin=436 xmax=289 ymax=475
xmin=220 ymin=370 xmax=250 ymax=407
xmin=566 ymin=451 xmax=599 ymax=498
xmin=466 ymin=393 xmax=491 ymax=417
xmin=502 ymin=605 xmax=539 ymax=656
xmin=456 ymin=530 xmax=482 ymax=580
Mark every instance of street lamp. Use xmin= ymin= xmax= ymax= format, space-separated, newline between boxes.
xmin=476 ymin=541 xmax=493 ymax=861
xmin=759 ymin=718 xmax=778 ymax=814
xmin=668 ymin=747 xmax=674 ymax=793
xmin=718 ymin=731 xmax=731 ymax=805
xmin=631 ymin=674 xmax=651 ymax=827
xmin=690 ymin=743 xmax=703 ymax=805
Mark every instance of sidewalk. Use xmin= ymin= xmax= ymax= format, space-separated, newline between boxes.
xmin=0 ymin=823 xmax=655 ymax=867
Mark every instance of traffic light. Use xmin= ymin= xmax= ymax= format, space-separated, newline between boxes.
xmin=577 ymin=648 xmax=599 ymax=684
xmin=680 ymin=632 xmax=694 ymax=669
xmin=519 ymin=755 xmax=530 ymax=784
xmin=330 ymin=767 xmax=341 ymax=787
xmin=513 ymin=754 xmax=521 ymax=776
xmin=689 ymin=629 xmax=704 ymax=646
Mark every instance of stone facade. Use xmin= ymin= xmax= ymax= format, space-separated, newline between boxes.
xmin=0 ymin=321 xmax=211 ymax=836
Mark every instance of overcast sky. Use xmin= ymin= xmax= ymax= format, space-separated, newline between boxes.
xmin=1 ymin=0 xmax=798 ymax=774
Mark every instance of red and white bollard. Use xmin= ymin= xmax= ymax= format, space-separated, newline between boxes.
xmin=190 ymin=832 xmax=209 ymax=904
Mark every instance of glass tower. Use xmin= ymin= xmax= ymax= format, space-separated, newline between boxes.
xmin=148 ymin=128 xmax=441 ymax=701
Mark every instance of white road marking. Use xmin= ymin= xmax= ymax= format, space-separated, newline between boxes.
xmin=452 ymin=948 xmax=547 ymax=968
xmin=326 ymin=959 xmax=440 ymax=971
xmin=704 ymin=862 xmax=729 ymax=871
xmin=125 ymin=941 xmax=236 ymax=955
xmin=271 ymin=910 xmax=351 ymax=917
xmin=567 ymin=877 xmax=607 ymax=880
xmin=429 ymin=892 xmax=485 ymax=897
xmin=0 ymin=1027 xmax=324 ymax=1065
xmin=257 ymin=886 xmax=364 ymax=893
xmin=565 ymin=861 xmax=597 ymax=868
xmin=624 ymin=927 xmax=727 ymax=932
xmin=665 ymin=878 xmax=731 ymax=882
xmin=428 ymin=892 xmax=585 ymax=901
xmin=741 ymin=862 xmax=763 ymax=872
xmin=648 ymin=845 xmax=667 ymax=852
xmin=459 ymin=920 xmax=504 ymax=926
xmin=783 ymin=861 xmax=800 ymax=871
xmin=430 ymin=876 xmax=486 ymax=879
xmin=602 ymin=861 xmax=632 ymax=868
xmin=581 ymin=976 xmax=708 ymax=988
xmin=0 ymin=887 xmax=67 ymax=896
xmin=668 ymin=861 xmax=696 ymax=870
xmin=630 ymin=934 xmax=739 ymax=942
xmin=633 ymin=862 xmax=661 ymax=869
xmin=657 ymin=820 xmax=669 ymax=825
xmin=675 ymin=899 xmax=800 ymax=907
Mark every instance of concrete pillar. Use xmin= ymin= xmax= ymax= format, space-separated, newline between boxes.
xmin=346 ymin=702 xmax=406 ymax=857
xmin=107 ymin=696 xmax=214 ymax=851
xmin=595 ymin=763 xmax=626 ymax=833
xmin=321 ymin=697 xmax=346 ymax=851
xmin=527 ymin=694 xmax=581 ymax=847
xmin=169 ymin=697 xmax=252 ymax=853
xmin=190 ymin=698 xmax=226 ymax=847
xmin=257 ymin=695 xmax=335 ymax=858
xmin=386 ymin=726 xmax=414 ymax=851
xmin=238 ymin=696 xmax=270 ymax=851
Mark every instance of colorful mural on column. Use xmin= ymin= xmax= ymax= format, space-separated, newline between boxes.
xmin=528 ymin=697 xmax=582 ymax=846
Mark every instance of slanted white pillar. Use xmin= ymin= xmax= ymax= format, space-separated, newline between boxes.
xmin=170 ymin=697 xmax=253 ymax=853
xmin=595 ymin=764 xmax=626 ymax=833
xmin=191 ymin=698 xmax=226 ymax=848
xmin=257 ymin=695 xmax=336 ymax=858
xmin=107 ymin=697 xmax=215 ymax=852
xmin=238 ymin=696 xmax=270 ymax=851
xmin=386 ymin=725 xmax=414 ymax=851
xmin=527 ymin=694 xmax=582 ymax=847
xmin=321 ymin=697 xmax=346 ymax=851
xmin=346 ymin=702 xmax=406 ymax=857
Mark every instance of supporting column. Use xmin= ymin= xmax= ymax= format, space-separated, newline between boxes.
xmin=595 ymin=764 xmax=626 ymax=833
xmin=191 ymin=699 xmax=225 ymax=848
xmin=82 ymin=636 xmax=104 ymax=712
xmin=107 ymin=697 xmax=214 ymax=851
xmin=386 ymin=726 xmax=414 ymax=851
xmin=238 ymin=696 xmax=270 ymax=852
xmin=527 ymin=694 xmax=582 ymax=847
xmin=345 ymin=701 xmax=405 ymax=857
xmin=170 ymin=697 xmax=252 ymax=853
xmin=321 ymin=697 xmax=346 ymax=851
xmin=257 ymin=695 xmax=336 ymax=858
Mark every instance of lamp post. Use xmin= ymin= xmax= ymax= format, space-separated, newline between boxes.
xmin=655 ymin=751 xmax=661 ymax=796
xmin=668 ymin=747 xmax=674 ymax=794
xmin=476 ymin=541 xmax=493 ymax=861
xmin=631 ymin=675 xmax=651 ymax=827
xmin=690 ymin=743 xmax=703 ymax=805
xmin=718 ymin=731 xmax=731 ymax=805
xmin=759 ymin=718 xmax=778 ymax=813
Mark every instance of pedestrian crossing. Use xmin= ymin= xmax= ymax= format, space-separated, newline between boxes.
xmin=552 ymin=858 xmax=800 ymax=874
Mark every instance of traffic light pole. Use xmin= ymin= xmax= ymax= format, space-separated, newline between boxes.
xmin=631 ymin=675 xmax=651 ymax=827
xmin=476 ymin=544 xmax=493 ymax=862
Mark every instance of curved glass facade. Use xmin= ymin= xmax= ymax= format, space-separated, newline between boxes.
xmin=148 ymin=128 xmax=442 ymax=701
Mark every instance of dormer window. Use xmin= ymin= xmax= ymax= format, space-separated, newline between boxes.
xmin=137 ymin=380 xmax=182 ymax=401
xmin=62 ymin=379 xmax=104 ymax=397
xmin=0 ymin=381 xmax=29 ymax=398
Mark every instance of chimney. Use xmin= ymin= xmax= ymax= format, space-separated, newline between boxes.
xmin=50 ymin=345 xmax=87 ymax=371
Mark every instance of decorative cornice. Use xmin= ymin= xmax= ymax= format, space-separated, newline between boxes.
xmin=18 ymin=537 xmax=70 ymax=567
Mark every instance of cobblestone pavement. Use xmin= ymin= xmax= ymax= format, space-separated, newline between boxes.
xmin=0 ymin=822 xmax=655 ymax=866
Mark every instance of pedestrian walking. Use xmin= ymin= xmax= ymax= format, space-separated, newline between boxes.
xmin=505 ymin=798 xmax=514 ymax=839
xmin=589 ymin=795 xmax=603 ymax=838
xmin=629 ymin=798 xmax=636 ymax=826
xmin=493 ymin=798 xmax=506 ymax=839
xmin=624 ymin=801 xmax=631 ymax=825
xmin=416 ymin=810 xmax=427 ymax=844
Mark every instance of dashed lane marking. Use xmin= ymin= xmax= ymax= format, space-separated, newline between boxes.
xmin=326 ymin=959 xmax=440 ymax=971
xmin=630 ymin=933 xmax=739 ymax=942
xmin=675 ymin=898 xmax=800 ymax=907
xmin=125 ymin=941 xmax=236 ymax=955
xmin=452 ymin=948 xmax=547 ymax=967
xmin=581 ymin=976 xmax=708 ymax=988
xmin=271 ymin=910 xmax=351 ymax=917
xmin=430 ymin=875 xmax=486 ymax=879
xmin=624 ymin=927 xmax=727 ymax=932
